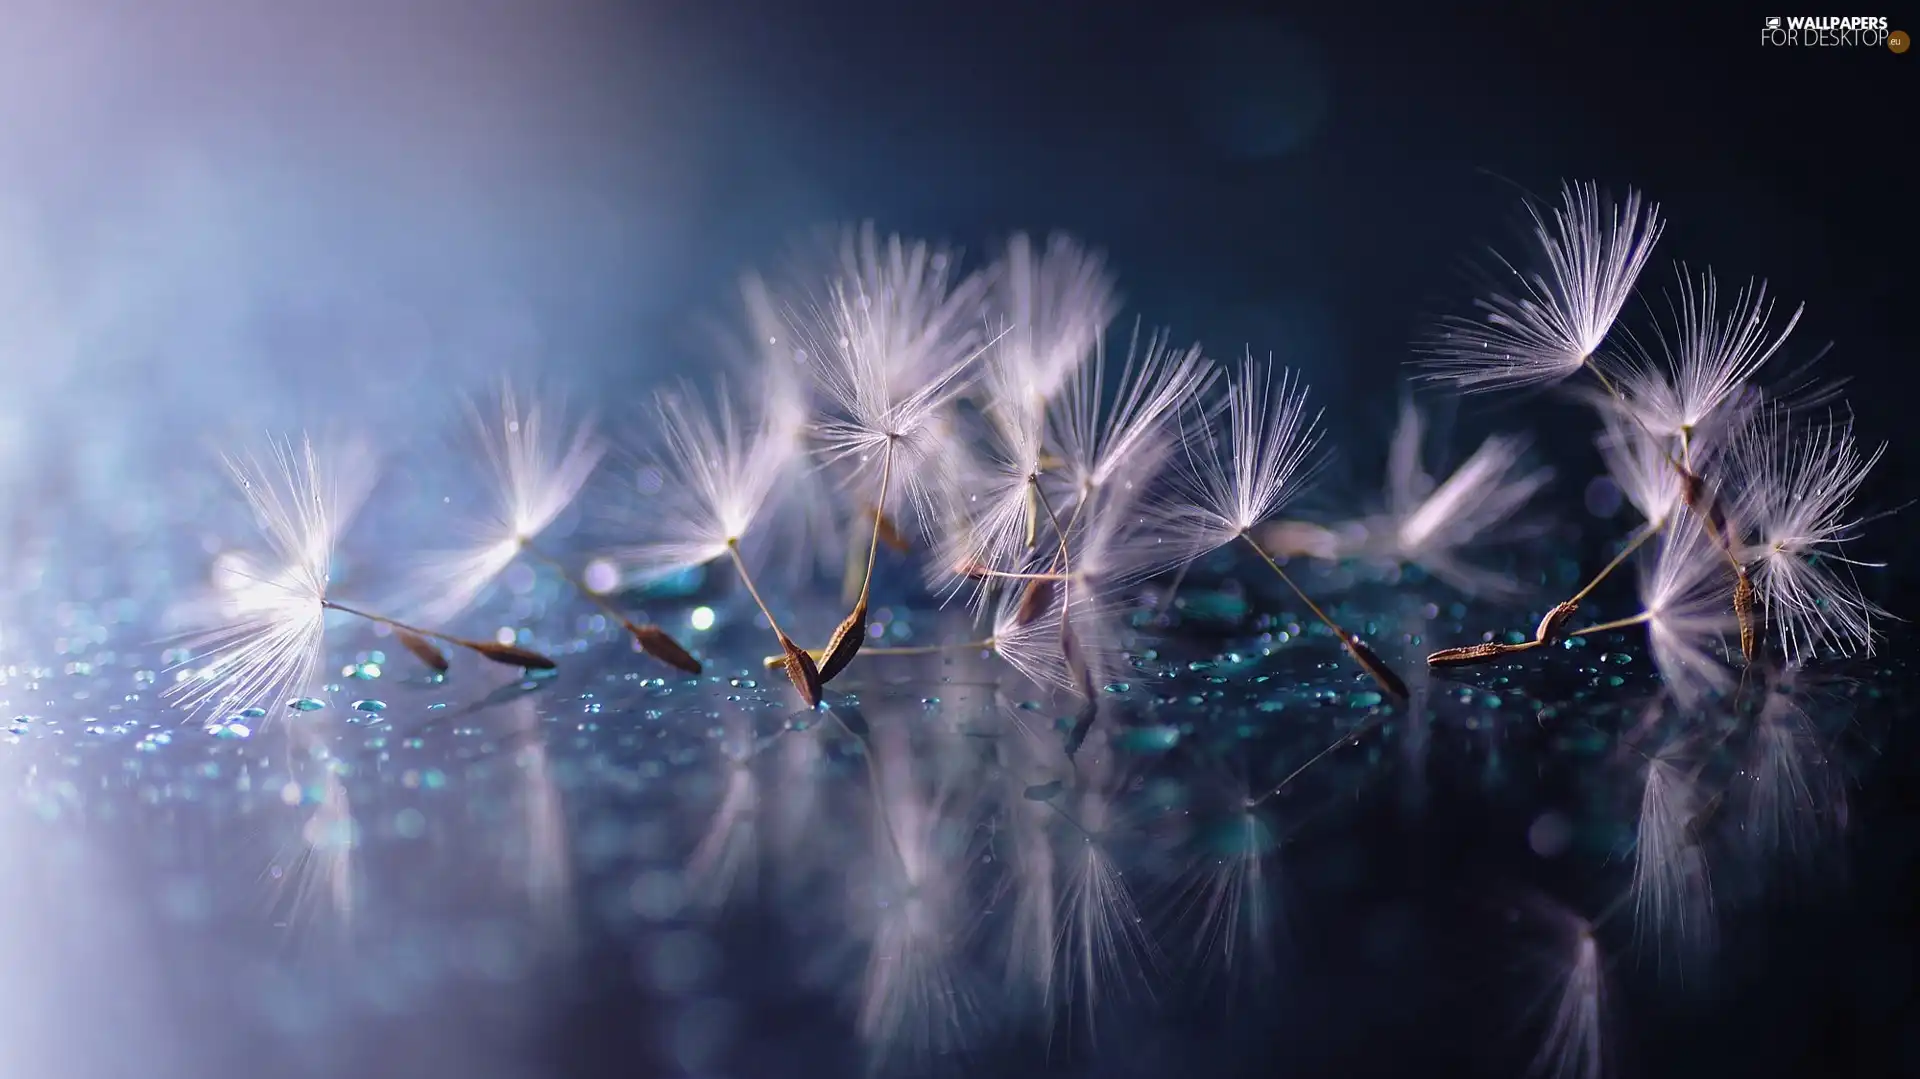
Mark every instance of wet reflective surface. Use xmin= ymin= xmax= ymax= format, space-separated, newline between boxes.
xmin=6 ymin=545 xmax=1909 ymax=1078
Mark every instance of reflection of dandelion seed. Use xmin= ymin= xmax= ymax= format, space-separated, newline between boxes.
xmin=854 ymin=722 xmax=985 ymax=1072
xmin=1528 ymin=919 xmax=1608 ymax=1079
xmin=262 ymin=727 xmax=356 ymax=944
xmin=1165 ymin=786 xmax=1280 ymax=989
xmin=1042 ymin=731 xmax=1160 ymax=1046
xmin=1630 ymin=749 xmax=1716 ymax=975
xmin=682 ymin=711 xmax=762 ymax=914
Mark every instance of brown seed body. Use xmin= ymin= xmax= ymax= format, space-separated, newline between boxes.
xmin=816 ymin=602 xmax=868 ymax=684
xmin=395 ymin=629 xmax=451 ymax=673
xmin=1014 ymin=577 xmax=1058 ymax=628
xmin=778 ymin=633 xmax=823 ymax=707
xmin=1343 ymin=634 xmax=1410 ymax=702
xmin=627 ymin=621 xmax=703 ymax=675
xmin=1734 ymin=568 xmax=1757 ymax=664
xmin=1534 ymin=601 xmax=1579 ymax=645
xmin=1426 ymin=641 xmax=1533 ymax=668
xmin=470 ymin=640 xmax=560 ymax=670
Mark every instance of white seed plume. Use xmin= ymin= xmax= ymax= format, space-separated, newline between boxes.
xmin=169 ymin=434 xmax=376 ymax=721
xmin=609 ymin=380 xmax=788 ymax=583
xmin=1727 ymin=407 xmax=1886 ymax=664
xmin=1326 ymin=399 xmax=1551 ymax=596
xmin=735 ymin=272 xmax=845 ymax=582
xmin=1527 ymin=915 xmax=1608 ymax=1079
xmin=411 ymin=386 xmax=605 ymax=624
xmin=1638 ymin=511 xmax=1739 ymax=709
xmin=1596 ymin=407 xmax=1686 ymax=529
xmin=1612 ymin=267 xmax=1803 ymax=466
xmin=1161 ymin=354 xmax=1325 ymax=558
xmin=799 ymin=225 xmax=993 ymax=537
xmin=1048 ymin=324 xmax=1215 ymax=513
xmin=951 ymin=234 xmax=1117 ymax=584
xmin=1630 ymin=748 xmax=1717 ymax=974
xmin=1423 ymin=180 xmax=1664 ymax=392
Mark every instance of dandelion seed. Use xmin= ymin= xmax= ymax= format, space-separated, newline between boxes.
xmin=1567 ymin=511 xmax=1738 ymax=709
xmin=1727 ymin=406 xmax=1887 ymax=664
xmin=1422 ymin=180 xmax=1663 ymax=393
xmin=1525 ymin=913 xmax=1608 ymax=1079
xmin=1048 ymin=324 xmax=1215 ymax=518
xmin=409 ymin=384 xmax=605 ymax=626
xmin=1160 ymin=356 xmax=1407 ymax=701
xmin=1630 ymin=748 xmax=1717 ymax=974
xmin=1321 ymin=398 xmax=1552 ymax=597
xmin=799 ymin=224 xmax=993 ymax=541
xmin=1612 ymin=267 xmax=1804 ymax=468
xmin=168 ymin=435 xmax=375 ymax=721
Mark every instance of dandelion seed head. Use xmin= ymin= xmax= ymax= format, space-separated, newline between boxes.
xmin=1612 ymin=267 xmax=1802 ymax=462
xmin=1596 ymin=407 xmax=1685 ymax=529
xmin=168 ymin=434 xmax=376 ymax=721
xmin=1728 ymin=407 xmax=1886 ymax=663
xmin=1050 ymin=325 xmax=1214 ymax=506
xmin=403 ymin=386 xmax=604 ymax=625
xmin=609 ymin=380 xmax=788 ymax=583
xmin=1339 ymin=399 xmax=1551 ymax=596
xmin=1160 ymin=353 xmax=1323 ymax=557
xmin=1640 ymin=511 xmax=1739 ymax=708
xmin=1421 ymin=180 xmax=1663 ymax=393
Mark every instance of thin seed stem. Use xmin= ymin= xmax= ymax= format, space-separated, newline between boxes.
xmin=970 ymin=568 xmax=1071 ymax=582
xmin=863 ymin=639 xmax=996 ymax=657
xmin=522 ymin=540 xmax=634 ymax=627
xmin=1247 ymin=713 xmax=1386 ymax=808
xmin=1565 ymin=611 xmax=1652 ymax=637
xmin=1028 ymin=477 xmax=1078 ymax=643
xmin=321 ymin=600 xmax=456 ymax=644
xmin=1238 ymin=531 xmax=1344 ymax=637
xmin=1566 ymin=520 xmax=1662 ymax=606
xmin=726 ymin=540 xmax=795 ymax=642
xmin=854 ymin=442 xmax=897 ymax=608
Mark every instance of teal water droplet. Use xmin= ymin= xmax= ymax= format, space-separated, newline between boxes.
xmin=1103 ymin=682 xmax=1131 ymax=694
xmin=351 ymin=699 xmax=387 ymax=714
xmin=1120 ymin=725 xmax=1181 ymax=752
xmin=287 ymin=697 xmax=326 ymax=712
xmin=1349 ymin=691 xmax=1383 ymax=708
xmin=1604 ymin=652 xmax=1632 ymax=665
xmin=239 ymin=707 xmax=267 ymax=719
xmin=214 ymin=722 xmax=252 ymax=740
xmin=347 ymin=662 xmax=382 ymax=680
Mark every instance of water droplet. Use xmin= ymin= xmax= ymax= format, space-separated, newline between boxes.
xmin=1349 ymin=691 xmax=1383 ymax=708
xmin=1103 ymin=682 xmax=1131 ymax=693
xmin=287 ymin=697 xmax=326 ymax=712
xmin=240 ymin=707 xmax=267 ymax=719
xmin=351 ymin=699 xmax=387 ymax=714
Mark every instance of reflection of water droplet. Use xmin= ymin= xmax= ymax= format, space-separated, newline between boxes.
xmin=346 ymin=662 xmax=382 ymax=680
xmin=288 ymin=697 xmax=326 ymax=711
xmin=240 ymin=707 xmax=267 ymax=718
xmin=351 ymin=699 xmax=386 ymax=714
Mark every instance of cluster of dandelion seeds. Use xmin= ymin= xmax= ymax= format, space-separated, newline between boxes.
xmin=155 ymin=186 xmax=1894 ymax=1075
